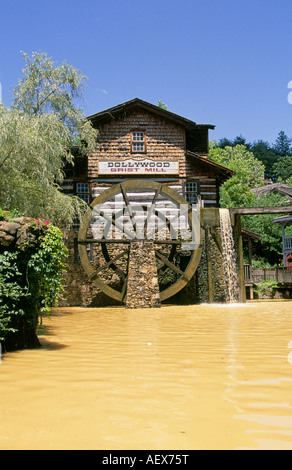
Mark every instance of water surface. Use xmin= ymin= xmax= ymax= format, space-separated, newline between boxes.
xmin=1 ymin=301 xmax=292 ymax=450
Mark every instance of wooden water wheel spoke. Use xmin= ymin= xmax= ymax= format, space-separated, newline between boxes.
xmin=78 ymin=238 xmax=131 ymax=244
xmin=155 ymin=250 xmax=184 ymax=276
xmin=95 ymin=248 xmax=130 ymax=275
xmin=94 ymin=207 xmax=135 ymax=240
xmin=78 ymin=180 xmax=203 ymax=303
xmin=144 ymin=183 xmax=162 ymax=235
xmin=153 ymin=239 xmax=190 ymax=244
xmin=101 ymin=243 xmax=128 ymax=279
xmin=120 ymin=183 xmax=137 ymax=233
xmin=120 ymin=275 xmax=128 ymax=300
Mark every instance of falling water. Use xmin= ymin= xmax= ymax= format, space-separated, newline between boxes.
xmin=219 ymin=209 xmax=239 ymax=302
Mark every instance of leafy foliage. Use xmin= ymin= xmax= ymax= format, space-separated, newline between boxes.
xmin=210 ymin=140 xmax=292 ymax=266
xmin=0 ymin=51 xmax=98 ymax=227
xmin=254 ymin=279 xmax=279 ymax=296
xmin=0 ymin=214 xmax=67 ymax=345
xmin=272 ymin=131 xmax=292 ymax=158
xmin=0 ymin=251 xmax=25 ymax=341
xmin=157 ymin=100 xmax=168 ymax=110
xmin=242 ymin=192 xmax=291 ymax=264
xmin=217 ymin=131 xmax=292 ymax=181
xmin=209 ymin=143 xmax=265 ymax=207
xmin=272 ymin=156 xmax=292 ymax=182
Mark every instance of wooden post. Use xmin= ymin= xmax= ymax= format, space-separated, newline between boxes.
xmin=206 ymin=228 xmax=213 ymax=303
xmin=233 ymin=214 xmax=246 ymax=303
xmin=282 ymin=225 xmax=287 ymax=267
xmin=248 ymin=237 xmax=252 ymax=276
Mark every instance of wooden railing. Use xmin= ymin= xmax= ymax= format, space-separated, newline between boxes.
xmin=244 ymin=265 xmax=292 ymax=284
xmin=277 ymin=268 xmax=292 ymax=284
xmin=244 ymin=264 xmax=253 ymax=282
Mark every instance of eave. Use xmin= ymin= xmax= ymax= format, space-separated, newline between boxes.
xmin=186 ymin=151 xmax=235 ymax=183
xmin=86 ymin=98 xmax=215 ymax=132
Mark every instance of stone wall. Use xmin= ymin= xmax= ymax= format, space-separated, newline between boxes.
xmin=60 ymin=209 xmax=245 ymax=307
xmin=125 ymin=241 xmax=160 ymax=309
xmin=170 ymin=225 xmax=235 ymax=305
xmin=0 ymin=219 xmax=38 ymax=250
xmin=59 ymin=230 xmax=123 ymax=307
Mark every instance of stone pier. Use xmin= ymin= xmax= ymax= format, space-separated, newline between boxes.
xmin=125 ymin=240 xmax=161 ymax=308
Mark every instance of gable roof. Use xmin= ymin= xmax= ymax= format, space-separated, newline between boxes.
xmin=252 ymin=182 xmax=292 ymax=200
xmin=86 ymin=98 xmax=215 ymax=131
xmin=186 ymin=151 xmax=234 ymax=183
xmin=273 ymin=215 xmax=292 ymax=226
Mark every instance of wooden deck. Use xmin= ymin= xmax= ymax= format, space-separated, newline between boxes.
xmin=244 ymin=264 xmax=292 ymax=299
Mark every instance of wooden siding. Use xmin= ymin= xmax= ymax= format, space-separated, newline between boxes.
xmin=88 ymin=109 xmax=186 ymax=179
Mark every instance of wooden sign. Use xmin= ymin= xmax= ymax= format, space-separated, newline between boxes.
xmin=99 ymin=159 xmax=179 ymax=175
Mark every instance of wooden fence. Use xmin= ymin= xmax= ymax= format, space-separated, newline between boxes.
xmin=244 ymin=264 xmax=292 ymax=284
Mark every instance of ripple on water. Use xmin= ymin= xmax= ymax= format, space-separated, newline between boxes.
xmin=1 ymin=301 xmax=292 ymax=450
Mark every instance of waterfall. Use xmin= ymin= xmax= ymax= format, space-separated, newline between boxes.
xmin=219 ymin=209 xmax=239 ymax=303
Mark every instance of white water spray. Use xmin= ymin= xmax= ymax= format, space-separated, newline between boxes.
xmin=219 ymin=209 xmax=239 ymax=303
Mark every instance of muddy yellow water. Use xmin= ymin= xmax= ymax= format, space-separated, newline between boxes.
xmin=1 ymin=301 xmax=292 ymax=450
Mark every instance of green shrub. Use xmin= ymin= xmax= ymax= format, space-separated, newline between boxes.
xmin=0 ymin=212 xmax=68 ymax=349
xmin=254 ymin=279 xmax=279 ymax=296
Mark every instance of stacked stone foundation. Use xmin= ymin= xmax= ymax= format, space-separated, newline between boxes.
xmin=126 ymin=241 xmax=161 ymax=309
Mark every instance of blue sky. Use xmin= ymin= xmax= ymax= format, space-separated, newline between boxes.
xmin=1 ymin=0 xmax=292 ymax=144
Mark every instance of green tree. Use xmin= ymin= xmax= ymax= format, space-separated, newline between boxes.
xmin=272 ymin=130 xmax=292 ymax=158
xmin=0 ymin=51 xmax=98 ymax=226
xmin=250 ymin=140 xmax=277 ymax=180
xmin=217 ymin=137 xmax=233 ymax=148
xmin=209 ymin=143 xmax=265 ymax=207
xmin=218 ymin=135 xmax=250 ymax=149
xmin=242 ymin=192 xmax=291 ymax=265
xmin=272 ymin=155 xmax=292 ymax=181
xmin=157 ymin=100 xmax=168 ymax=110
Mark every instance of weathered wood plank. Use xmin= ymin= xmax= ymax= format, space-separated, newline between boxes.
xmin=230 ymin=206 xmax=292 ymax=215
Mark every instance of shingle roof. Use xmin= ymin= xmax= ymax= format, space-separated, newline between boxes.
xmin=252 ymin=182 xmax=292 ymax=200
xmin=86 ymin=98 xmax=215 ymax=131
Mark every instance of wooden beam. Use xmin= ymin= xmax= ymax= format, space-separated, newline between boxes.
xmin=230 ymin=205 xmax=292 ymax=216
xmin=205 ymin=228 xmax=213 ymax=303
xmin=78 ymin=238 xmax=131 ymax=244
xmin=233 ymin=214 xmax=246 ymax=303
xmin=155 ymin=250 xmax=186 ymax=278
xmin=95 ymin=248 xmax=129 ymax=274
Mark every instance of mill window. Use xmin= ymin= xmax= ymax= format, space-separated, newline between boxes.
xmin=184 ymin=181 xmax=199 ymax=204
xmin=131 ymin=131 xmax=146 ymax=153
xmin=76 ymin=182 xmax=89 ymax=204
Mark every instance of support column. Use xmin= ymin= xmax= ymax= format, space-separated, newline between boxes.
xmin=206 ymin=228 xmax=214 ymax=303
xmin=233 ymin=214 xmax=246 ymax=303
xmin=125 ymin=240 xmax=161 ymax=309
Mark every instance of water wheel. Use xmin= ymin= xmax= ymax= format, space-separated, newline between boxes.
xmin=78 ymin=180 xmax=202 ymax=303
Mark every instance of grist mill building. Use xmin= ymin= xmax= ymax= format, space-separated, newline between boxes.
xmin=61 ymin=98 xmax=236 ymax=307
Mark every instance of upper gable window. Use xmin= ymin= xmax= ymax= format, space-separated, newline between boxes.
xmin=131 ymin=131 xmax=146 ymax=153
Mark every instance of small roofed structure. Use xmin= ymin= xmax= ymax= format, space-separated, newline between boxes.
xmin=273 ymin=215 xmax=292 ymax=267
xmin=252 ymin=182 xmax=292 ymax=201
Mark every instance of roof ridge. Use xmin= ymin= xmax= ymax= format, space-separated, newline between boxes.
xmin=86 ymin=98 xmax=215 ymax=130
